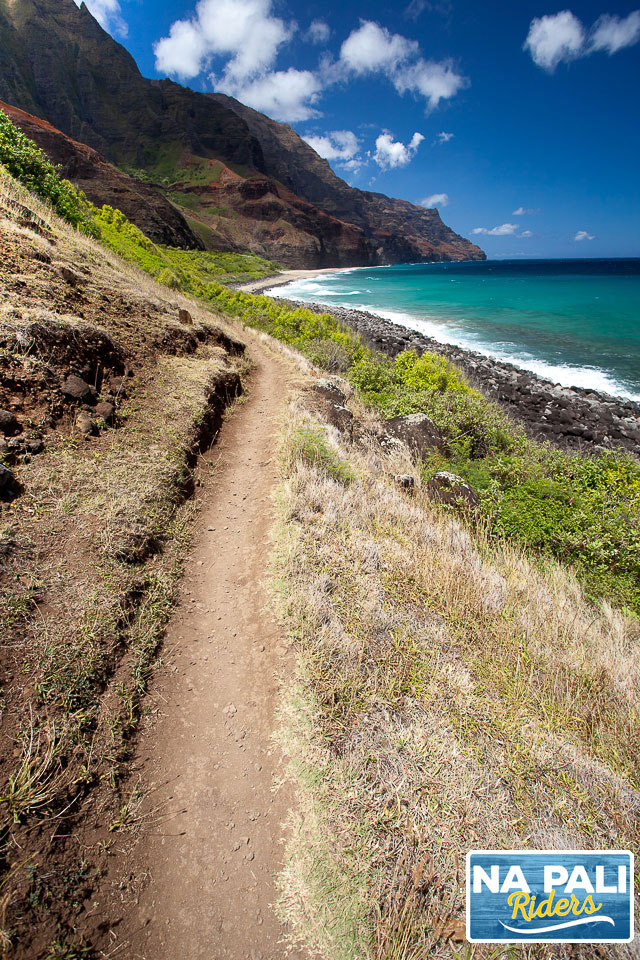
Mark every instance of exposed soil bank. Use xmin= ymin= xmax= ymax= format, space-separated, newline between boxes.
xmin=257 ymin=292 xmax=640 ymax=455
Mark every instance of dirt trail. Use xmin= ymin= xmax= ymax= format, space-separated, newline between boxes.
xmin=113 ymin=338 xmax=304 ymax=960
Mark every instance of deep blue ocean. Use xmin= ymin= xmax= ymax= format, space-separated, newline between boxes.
xmin=267 ymin=259 xmax=640 ymax=400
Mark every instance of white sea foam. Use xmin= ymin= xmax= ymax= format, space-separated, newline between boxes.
xmin=265 ymin=281 xmax=640 ymax=401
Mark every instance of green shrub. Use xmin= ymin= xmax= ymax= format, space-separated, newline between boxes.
xmin=0 ymin=110 xmax=97 ymax=236
xmin=393 ymin=348 xmax=470 ymax=394
xmin=302 ymin=337 xmax=354 ymax=373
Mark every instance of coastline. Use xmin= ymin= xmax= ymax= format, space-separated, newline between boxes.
xmin=232 ymin=266 xmax=353 ymax=294
xmin=244 ymin=280 xmax=640 ymax=455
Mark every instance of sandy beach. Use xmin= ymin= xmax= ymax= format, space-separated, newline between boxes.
xmin=234 ymin=266 xmax=352 ymax=294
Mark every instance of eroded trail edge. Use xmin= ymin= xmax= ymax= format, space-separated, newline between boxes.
xmin=109 ymin=338 xmax=303 ymax=960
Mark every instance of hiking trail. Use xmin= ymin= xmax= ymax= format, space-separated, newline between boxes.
xmin=111 ymin=337 xmax=305 ymax=960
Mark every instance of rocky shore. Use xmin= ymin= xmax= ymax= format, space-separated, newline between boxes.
xmin=256 ymin=288 xmax=640 ymax=456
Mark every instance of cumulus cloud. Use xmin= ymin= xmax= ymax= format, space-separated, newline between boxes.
xmin=393 ymin=59 xmax=468 ymax=109
xmin=305 ymin=19 xmax=331 ymax=45
xmin=155 ymin=0 xmax=291 ymax=80
xmin=591 ymin=11 xmax=640 ymax=53
xmin=373 ymin=131 xmax=424 ymax=169
xmin=154 ymin=0 xmax=325 ymax=121
xmin=575 ymin=230 xmax=595 ymax=241
xmin=154 ymin=6 xmax=468 ymax=121
xmin=436 ymin=131 xmax=454 ymax=143
xmin=220 ymin=69 xmax=323 ymax=122
xmin=524 ymin=10 xmax=585 ymax=71
xmin=74 ymin=0 xmax=127 ymax=37
xmin=520 ymin=230 xmax=534 ymax=237
xmin=304 ymin=130 xmax=361 ymax=167
xmin=338 ymin=20 xmax=467 ymax=111
xmin=513 ymin=206 xmax=539 ymax=215
xmin=524 ymin=9 xmax=640 ymax=71
xmin=339 ymin=21 xmax=418 ymax=74
xmin=471 ymin=223 xmax=519 ymax=236
xmin=421 ymin=192 xmax=449 ymax=207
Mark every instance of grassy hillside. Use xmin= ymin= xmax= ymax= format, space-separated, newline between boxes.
xmin=94 ymin=204 xmax=279 ymax=285
xmin=208 ymin=291 xmax=640 ymax=616
xmin=271 ymin=382 xmax=640 ymax=958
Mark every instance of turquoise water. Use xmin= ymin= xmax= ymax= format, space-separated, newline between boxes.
xmin=268 ymin=259 xmax=640 ymax=400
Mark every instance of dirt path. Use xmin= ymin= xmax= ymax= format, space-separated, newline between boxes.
xmin=112 ymin=337 xmax=304 ymax=960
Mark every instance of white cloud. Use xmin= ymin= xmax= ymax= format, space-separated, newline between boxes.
xmin=471 ymin=223 xmax=519 ymax=236
xmin=520 ymin=230 xmax=534 ymax=237
xmin=154 ymin=6 xmax=468 ymax=122
xmin=155 ymin=0 xmax=291 ymax=80
xmin=305 ymin=19 xmax=331 ymax=45
xmin=154 ymin=0 xmax=326 ymax=122
xmin=421 ymin=192 xmax=449 ymax=207
xmin=574 ymin=230 xmax=595 ymax=241
xmin=524 ymin=8 xmax=640 ymax=71
xmin=338 ymin=20 xmax=467 ymax=111
xmin=220 ymin=69 xmax=322 ymax=122
xmin=339 ymin=21 xmax=418 ymax=75
xmin=513 ymin=206 xmax=539 ymax=215
xmin=304 ymin=130 xmax=361 ymax=167
xmin=373 ymin=131 xmax=424 ymax=169
xmin=393 ymin=59 xmax=468 ymax=110
xmin=436 ymin=131 xmax=454 ymax=143
xmin=74 ymin=0 xmax=127 ymax=37
xmin=524 ymin=10 xmax=585 ymax=71
xmin=591 ymin=11 xmax=640 ymax=54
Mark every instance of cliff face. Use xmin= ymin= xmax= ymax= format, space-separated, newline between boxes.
xmin=208 ymin=94 xmax=486 ymax=264
xmin=0 ymin=0 xmax=486 ymax=267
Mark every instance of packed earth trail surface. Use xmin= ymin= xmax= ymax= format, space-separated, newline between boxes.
xmin=106 ymin=338 xmax=304 ymax=960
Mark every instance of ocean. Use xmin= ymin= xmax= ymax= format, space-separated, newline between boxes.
xmin=266 ymin=258 xmax=640 ymax=401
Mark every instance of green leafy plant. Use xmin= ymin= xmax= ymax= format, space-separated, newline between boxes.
xmin=0 ymin=110 xmax=97 ymax=236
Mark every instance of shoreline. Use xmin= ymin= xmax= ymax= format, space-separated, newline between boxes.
xmin=246 ymin=281 xmax=640 ymax=455
xmin=232 ymin=266 xmax=352 ymax=294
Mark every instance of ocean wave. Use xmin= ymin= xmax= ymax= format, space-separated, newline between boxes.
xmin=366 ymin=307 xmax=640 ymax=400
xmin=264 ymin=286 xmax=640 ymax=401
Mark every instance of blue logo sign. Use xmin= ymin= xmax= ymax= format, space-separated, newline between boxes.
xmin=467 ymin=851 xmax=634 ymax=943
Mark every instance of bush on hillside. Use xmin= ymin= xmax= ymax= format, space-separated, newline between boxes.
xmin=0 ymin=109 xmax=98 ymax=236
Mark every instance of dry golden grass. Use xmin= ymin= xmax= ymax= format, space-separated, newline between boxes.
xmin=270 ymin=388 xmax=640 ymax=960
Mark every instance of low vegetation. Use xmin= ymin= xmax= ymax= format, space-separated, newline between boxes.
xmin=93 ymin=205 xmax=279 ymax=285
xmin=0 ymin=110 xmax=97 ymax=236
xmin=272 ymin=391 xmax=640 ymax=958
xmin=209 ymin=287 xmax=640 ymax=617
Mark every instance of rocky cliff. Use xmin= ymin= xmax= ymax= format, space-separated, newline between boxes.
xmin=0 ymin=0 xmax=485 ymax=267
xmin=208 ymin=94 xmax=485 ymax=264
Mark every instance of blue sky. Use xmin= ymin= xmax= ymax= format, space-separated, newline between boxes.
xmin=80 ymin=0 xmax=640 ymax=258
